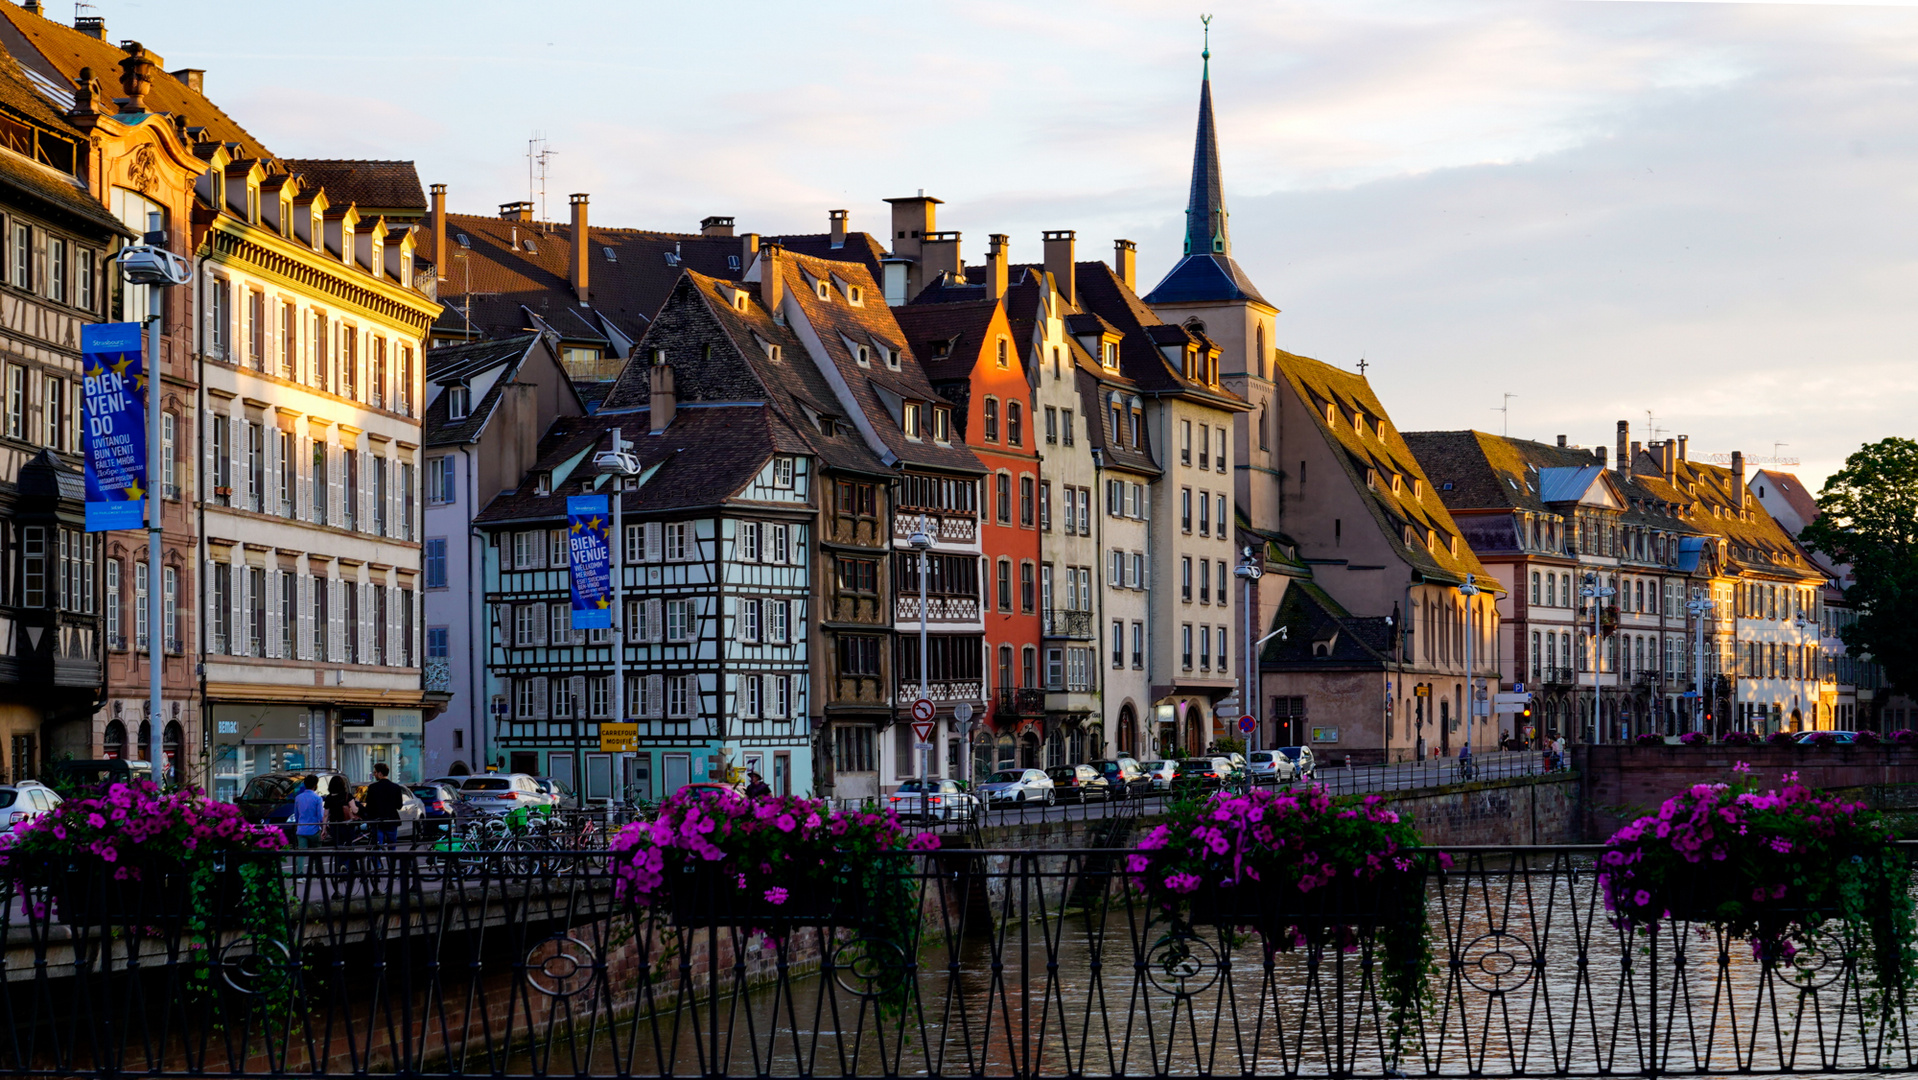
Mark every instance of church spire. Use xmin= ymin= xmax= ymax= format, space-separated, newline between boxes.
xmin=1185 ymin=14 xmax=1228 ymax=258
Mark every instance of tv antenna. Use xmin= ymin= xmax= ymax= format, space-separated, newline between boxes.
xmin=527 ymin=133 xmax=557 ymax=230
xmin=1492 ymin=393 xmax=1516 ymax=437
xmin=1644 ymin=409 xmax=1667 ymax=443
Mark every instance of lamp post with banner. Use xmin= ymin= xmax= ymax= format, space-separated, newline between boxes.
xmin=909 ymin=518 xmax=933 ymax=792
xmin=1687 ymin=589 xmax=1713 ymax=734
xmin=1233 ymin=547 xmax=1262 ymax=753
xmin=593 ymin=431 xmax=641 ymax=804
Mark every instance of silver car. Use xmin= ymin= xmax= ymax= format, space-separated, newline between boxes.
xmin=886 ymin=779 xmax=980 ymax=822
xmin=458 ymin=773 xmax=555 ymax=815
xmin=976 ymin=768 xmax=1054 ymax=806
xmin=1135 ymin=760 xmax=1178 ymax=791
xmin=0 ymin=781 xmax=60 ymax=834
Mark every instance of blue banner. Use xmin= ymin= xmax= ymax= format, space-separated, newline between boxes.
xmin=567 ymin=494 xmax=613 ymax=630
xmin=82 ymin=322 xmax=147 ymax=532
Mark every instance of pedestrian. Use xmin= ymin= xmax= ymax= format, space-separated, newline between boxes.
xmin=363 ymin=762 xmax=406 ymax=848
xmin=323 ymin=775 xmax=359 ymax=846
xmin=744 ymin=771 xmax=771 ymax=799
xmin=292 ymin=774 xmax=325 ymax=877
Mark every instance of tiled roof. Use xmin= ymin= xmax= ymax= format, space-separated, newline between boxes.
xmin=423 ymin=333 xmax=550 ymax=448
xmin=0 ymin=51 xmax=128 ymax=237
xmin=1258 ymin=581 xmax=1394 ymax=668
xmin=1274 ymin=351 xmax=1490 ymax=585
xmin=1752 ymin=469 xmax=1820 ymax=529
xmin=1626 ymin=451 xmax=1824 ymax=582
xmin=1071 ymin=258 xmax=1248 ymax=411
xmin=892 ymin=298 xmax=1000 ymax=383
xmin=281 ymin=159 xmax=425 ymax=216
xmin=0 ymin=6 xmax=273 ymax=158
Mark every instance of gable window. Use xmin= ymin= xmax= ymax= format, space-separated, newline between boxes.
xmin=772 ymin=456 xmax=795 ymax=488
xmin=996 ymin=339 xmax=1008 ymax=369
xmin=903 ymin=402 xmax=921 ymax=438
xmin=1045 ymin=406 xmax=1057 ymax=444
xmin=1062 ymin=409 xmax=1075 ymax=446
xmin=982 ymin=398 xmax=999 ymax=442
xmin=934 ymin=407 xmax=950 ymax=442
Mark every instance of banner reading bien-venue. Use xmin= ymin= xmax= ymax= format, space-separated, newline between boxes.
xmin=566 ymin=494 xmax=613 ymax=630
xmin=81 ymin=322 xmax=147 ymax=532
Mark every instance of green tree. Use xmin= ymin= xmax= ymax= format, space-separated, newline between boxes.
xmin=1799 ymin=438 xmax=1918 ymax=699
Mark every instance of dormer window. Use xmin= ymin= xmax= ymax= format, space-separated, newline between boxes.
xmin=847 ymin=285 xmax=863 ymax=305
xmin=1353 ymin=412 xmax=1365 ymax=435
xmin=523 ymin=238 xmax=537 ymax=254
xmin=727 ymin=254 xmax=740 ymax=270
xmin=934 ymin=407 xmax=950 ymax=442
xmin=856 ymin=345 xmax=871 ymax=367
xmin=535 ymin=472 xmax=551 ymax=496
xmin=1449 ymin=535 xmax=1459 ymax=557
xmin=768 ymin=344 xmax=782 ymax=362
xmin=1366 ymin=469 xmax=1378 ymax=489
xmin=732 ymin=291 xmax=748 ymax=312
xmin=1391 ymin=474 xmax=1403 ymax=495
xmin=1102 ymin=341 xmax=1119 ymax=368
xmin=1412 ymin=479 xmax=1423 ymax=501
xmin=903 ymin=402 xmax=922 ymax=439
xmin=603 ymin=246 xmax=616 ymax=262
xmin=371 ymin=243 xmax=384 ymax=277
xmin=446 ymin=382 xmax=471 ymax=420
xmin=1324 ymin=402 xmax=1335 ymax=425
xmin=884 ymin=345 xmax=899 ymax=370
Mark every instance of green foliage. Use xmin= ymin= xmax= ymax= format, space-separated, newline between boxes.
xmin=1800 ymin=438 xmax=1918 ymax=696
xmin=1213 ymin=735 xmax=1245 ymax=755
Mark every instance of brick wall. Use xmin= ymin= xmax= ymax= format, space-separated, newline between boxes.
xmin=1575 ymin=743 xmax=1918 ymax=840
xmin=1379 ymin=774 xmax=1580 ymax=846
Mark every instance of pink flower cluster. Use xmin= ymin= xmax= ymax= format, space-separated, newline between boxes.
xmin=1 ymin=781 xmax=285 ymax=876
xmin=1134 ymin=785 xmax=1418 ymax=903
xmin=607 ymin=789 xmax=937 ymax=908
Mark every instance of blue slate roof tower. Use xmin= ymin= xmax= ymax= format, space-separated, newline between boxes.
xmin=1144 ymin=25 xmax=1269 ymax=307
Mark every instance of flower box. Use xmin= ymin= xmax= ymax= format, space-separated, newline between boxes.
xmin=665 ymin=859 xmax=862 ymax=929
xmin=1189 ymin=867 xmax=1426 ymax=932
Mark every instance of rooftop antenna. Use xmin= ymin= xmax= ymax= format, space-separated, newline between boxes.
xmin=1773 ymin=442 xmax=1789 ymax=461
xmin=1644 ymin=409 xmax=1667 ymax=443
xmin=1493 ymin=392 xmax=1517 ymax=437
xmin=527 ymin=132 xmax=556 ymax=231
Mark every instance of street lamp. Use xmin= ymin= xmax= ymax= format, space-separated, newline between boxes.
xmin=116 ymin=223 xmax=192 ymax=785
xmin=1233 ymin=547 xmax=1262 ymax=753
xmin=593 ymin=431 xmax=641 ymax=804
xmin=1458 ymin=574 xmax=1481 ymax=756
xmin=1793 ymin=611 xmax=1817 ymax=732
xmin=907 ymin=520 xmax=933 ymax=794
xmin=1685 ymin=589 xmax=1713 ymax=734
xmin=1579 ymin=574 xmax=1617 ymax=744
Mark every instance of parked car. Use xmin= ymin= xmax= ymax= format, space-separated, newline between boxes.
xmin=1247 ymin=750 xmax=1285 ymax=784
xmin=533 ymin=776 xmax=581 ymax=811
xmin=349 ymin=782 xmax=428 ymax=839
xmin=1135 ymin=760 xmax=1178 ymax=792
xmin=887 ymin=778 xmax=980 ymax=822
xmin=46 ymin=758 xmax=153 ymax=794
xmin=977 ymin=768 xmax=1055 ymax=806
xmin=0 ymin=781 xmax=61 ymax=834
xmin=1085 ymin=759 xmax=1152 ymax=799
xmin=1171 ymin=757 xmax=1224 ymax=793
xmin=1273 ymin=746 xmax=1316 ymax=780
xmin=1044 ymin=764 xmax=1113 ymax=803
xmin=411 ymin=783 xmax=462 ymax=817
xmin=1792 ymin=730 xmax=1860 ymax=744
xmin=235 ymin=770 xmax=349 ymax=826
xmin=459 ymin=774 xmax=556 ymax=815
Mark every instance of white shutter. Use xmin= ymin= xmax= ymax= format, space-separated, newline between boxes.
xmin=532 ymin=676 xmax=549 ymax=720
xmin=645 ymin=674 xmax=663 ymax=718
xmin=570 ymin=675 xmax=587 ymax=721
xmin=645 ymin=598 xmax=663 ymax=643
xmin=228 ymin=412 xmax=244 ymax=508
xmin=205 ymin=557 xmax=219 ymax=652
xmin=327 ymin=443 xmax=341 ymax=528
xmin=323 ymin=578 xmax=338 ymax=661
xmin=235 ymin=563 xmax=250 ymax=657
xmin=296 ymin=435 xmax=308 ymax=521
xmin=264 ymin=416 xmax=278 ymax=515
xmin=360 ymin=583 xmax=373 ymax=661
xmin=388 ymin=585 xmax=401 ymax=665
xmin=296 ymin=573 xmax=310 ymax=660
xmin=264 ymin=568 xmax=279 ymax=658
xmin=644 ymin=522 xmax=662 ymax=562
xmin=361 ymin=461 xmax=373 ymax=535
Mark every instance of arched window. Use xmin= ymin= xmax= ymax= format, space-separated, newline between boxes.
xmin=1258 ymin=403 xmax=1269 ymax=450
xmin=103 ymin=719 xmax=127 ymax=760
xmin=1255 ymin=324 xmax=1266 ymax=379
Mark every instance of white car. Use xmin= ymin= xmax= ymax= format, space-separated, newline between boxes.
xmin=0 ymin=781 xmax=60 ymax=833
xmin=1135 ymin=760 xmax=1178 ymax=791
xmin=886 ymin=779 xmax=980 ymax=822
xmin=459 ymin=773 xmax=558 ymax=815
xmin=976 ymin=768 xmax=1055 ymax=806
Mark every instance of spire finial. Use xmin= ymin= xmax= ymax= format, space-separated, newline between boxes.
xmin=1201 ymin=14 xmax=1212 ymax=76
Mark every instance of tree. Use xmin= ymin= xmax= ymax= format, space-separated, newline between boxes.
xmin=1799 ymin=438 xmax=1918 ymax=700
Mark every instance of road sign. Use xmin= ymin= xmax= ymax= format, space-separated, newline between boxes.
xmin=1494 ymin=692 xmax=1531 ymax=704
xmin=953 ymin=702 xmax=974 ymax=723
xmin=1238 ymin=714 xmax=1257 ymax=735
xmin=910 ymin=698 xmax=935 ymax=723
xmin=1513 ymin=682 xmax=1526 ymax=694
xmin=598 ymin=723 xmax=638 ymax=753
xmin=912 ymin=720 xmax=936 ymax=744
xmin=1414 ymin=684 xmax=1431 ymax=698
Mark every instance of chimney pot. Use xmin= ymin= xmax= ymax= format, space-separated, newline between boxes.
xmin=1043 ymin=229 xmax=1077 ymax=306
xmin=1677 ymin=434 xmax=1688 ymax=462
xmin=1113 ymin=239 xmax=1136 ymax=292
xmin=920 ymin=231 xmax=962 ymax=291
xmin=1596 ymin=446 xmax=1608 ymax=466
xmin=498 ymin=201 xmax=533 ymax=222
xmin=649 ymin=355 xmax=677 ymax=434
xmin=1731 ymin=451 xmax=1747 ymax=509
xmin=985 ymin=233 xmax=1009 ymax=302
xmin=699 ymin=215 xmax=734 ymax=238
xmin=739 ymin=232 xmax=758 ymax=274
xmin=1615 ymin=420 xmax=1630 ymax=476
xmin=74 ymin=15 xmax=106 ymax=39
xmin=828 ymin=209 xmax=848 ymax=249
xmin=430 ymin=184 xmax=447 ymax=281
xmin=569 ymin=193 xmax=590 ymax=305
xmin=21 ymin=1 xmax=40 ymax=15
xmin=1556 ymin=434 xmax=1567 ymax=448
xmin=1661 ymin=439 xmax=1676 ymax=479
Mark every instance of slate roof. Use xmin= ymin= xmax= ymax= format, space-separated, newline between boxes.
xmin=1139 ymin=54 xmax=1271 ymax=308
xmin=1258 ymin=581 xmax=1395 ymax=669
xmin=423 ymin=333 xmax=551 ymax=448
xmin=0 ymin=50 xmax=130 ymax=237
xmin=1142 ymin=252 xmax=1270 ymax=307
xmin=1071 ymin=258 xmax=1249 ymax=411
xmin=281 ymin=159 xmax=425 ymax=217
xmin=1625 ymin=449 xmax=1824 ymax=583
xmin=1274 ymin=353 xmax=1490 ymax=585
xmin=892 ymin=298 xmax=1000 ymax=383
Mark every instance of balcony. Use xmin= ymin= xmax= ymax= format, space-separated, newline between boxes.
xmin=994 ymin=685 xmax=1046 ymax=719
xmin=893 ymin=512 xmax=977 ymax=546
xmin=425 ymin=656 xmax=453 ymax=694
xmin=1042 ymin=609 xmax=1093 ymax=640
xmin=895 ymin=595 xmax=981 ymax=624
xmin=896 ymin=678 xmax=983 ymax=705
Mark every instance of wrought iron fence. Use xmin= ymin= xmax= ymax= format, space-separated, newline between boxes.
xmin=2 ymin=843 xmax=1912 ymax=1078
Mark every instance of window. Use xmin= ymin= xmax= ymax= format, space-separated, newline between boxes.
xmin=105 ymin=559 xmax=121 ymax=646
xmin=1199 ymin=558 xmax=1211 ymax=603
xmin=1215 ymin=427 xmax=1227 ymax=472
xmin=280 ymin=300 xmax=296 ymax=378
xmin=739 ymin=521 xmax=762 ymax=562
xmin=1181 ymin=624 xmax=1193 ymax=669
xmin=1199 ymin=624 xmax=1211 ymax=669
xmin=549 ymin=527 xmax=569 ymax=568
xmin=835 ymin=556 xmax=877 ymax=593
xmin=667 ymin=675 xmax=692 ymax=718
xmin=40 ymin=375 xmax=61 ymax=451
xmin=770 ymin=599 xmax=790 ymax=643
xmin=1006 ymin=401 xmax=1022 ymax=446
xmin=2 ymin=364 xmax=18 ymax=438
xmin=996 ymin=559 xmax=1012 ymax=611
xmin=1112 ymin=620 xmax=1124 ymax=668
xmin=1181 ymin=488 xmax=1192 ymax=532
xmin=739 ymin=598 xmax=761 ymax=642
xmin=666 ymin=599 xmax=694 ymax=641
xmin=1198 ymin=490 xmax=1210 ymax=536
xmin=370 ymin=336 xmax=386 ymax=409
xmin=1020 ymin=562 xmax=1035 ymax=613
xmin=428 ymin=457 xmax=454 ymax=504
xmin=772 ymin=523 xmax=792 ymax=563
xmin=1062 ymin=409 xmax=1075 ymax=446
xmin=996 ymin=473 xmax=1012 ymax=524
xmin=996 ymin=338 xmax=1008 ymax=369
xmin=1216 ymin=494 xmax=1227 ymax=537
xmin=446 ymin=383 xmax=470 ymax=420
xmin=839 ymin=635 xmax=882 ymax=676
xmin=76 ymin=248 xmax=93 ymax=311
xmin=982 ymin=398 xmax=999 ymax=442
xmin=903 ymin=402 xmax=921 ymax=438
xmin=1180 ymin=420 xmax=1192 ymax=465
xmin=424 ymin=538 xmax=447 ymax=588
xmin=1217 ymin=626 xmax=1229 ymax=672
xmin=1181 ymin=557 xmax=1192 ymax=603
xmin=1019 ymin=476 xmax=1034 ymax=527
xmin=1040 ymin=481 xmax=1053 ymax=531
xmin=836 ymin=480 xmax=878 ymax=517
xmin=1078 ymin=488 xmax=1091 ymax=534
xmin=1045 ymin=406 xmax=1058 ymax=444
xmin=933 ymin=407 xmax=950 ymax=442
xmin=665 ymin=522 xmax=690 ymax=561
xmin=10 ymin=224 xmax=27 ymax=289
xmin=47 ymin=236 xmax=65 ymax=303
xmin=161 ymin=412 xmax=177 ymax=497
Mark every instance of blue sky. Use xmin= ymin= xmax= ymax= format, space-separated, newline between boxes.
xmin=92 ymin=0 xmax=1918 ymax=490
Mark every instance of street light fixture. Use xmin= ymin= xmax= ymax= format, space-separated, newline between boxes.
xmin=1579 ymin=574 xmax=1617 ymax=744
xmin=1233 ymin=547 xmax=1262 ymax=753
xmin=1458 ymin=574 xmax=1481 ymax=756
xmin=908 ymin=521 xmax=933 ymax=796
xmin=1793 ymin=611 xmax=1817 ymax=732
xmin=593 ymin=432 xmax=641 ymax=803
xmin=116 ymin=222 xmax=192 ymax=784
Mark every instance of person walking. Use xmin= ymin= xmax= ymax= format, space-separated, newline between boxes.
xmin=292 ymin=774 xmax=325 ymax=877
xmin=744 ymin=771 xmax=771 ymax=799
xmin=363 ymin=762 xmax=406 ymax=848
xmin=324 ymin=775 xmax=359 ymax=845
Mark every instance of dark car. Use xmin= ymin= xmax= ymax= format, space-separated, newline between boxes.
xmin=533 ymin=776 xmax=581 ymax=811
xmin=46 ymin=758 xmax=153 ymax=795
xmin=1085 ymin=759 xmax=1152 ymax=799
xmin=1044 ymin=764 xmax=1112 ymax=803
xmin=236 ymin=770 xmax=347 ymax=826
xmin=1172 ymin=757 xmax=1224 ymax=792
xmin=411 ymin=783 xmax=462 ymax=817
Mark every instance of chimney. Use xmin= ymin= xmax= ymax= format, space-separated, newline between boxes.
xmin=758 ymin=241 xmax=784 ymax=320
xmin=984 ymin=234 xmax=1008 ymax=302
xmin=1731 ymin=451 xmax=1747 ymax=509
xmin=430 ymin=184 xmax=447 ymax=281
xmin=499 ymin=201 xmax=533 ymax=222
xmin=568 ymin=193 xmax=589 ymax=305
xmin=828 ymin=209 xmax=848 ymax=250
xmin=1595 ymin=446 xmax=1607 ymax=467
xmin=1614 ymin=420 xmax=1630 ymax=476
xmin=1677 ymin=434 xmax=1688 ymax=462
xmin=1043 ymin=230 xmax=1077 ymax=306
xmin=1660 ymin=440 xmax=1676 ymax=479
xmin=739 ymin=232 xmax=759 ymax=274
xmin=921 ymin=231 xmax=962 ymax=288
xmin=169 ymin=68 xmax=204 ymax=94
xmin=648 ymin=355 xmax=676 ymax=434
xmin=700 ymin=215 xmax=734 ymax=238
xmin=1630 ymin=440 xmax=1641 ymax=464
xmin=1113 ymin=239 xmax=1136 ymax=292
xmin=74 ymin=15 xmax=105 ymax=39
xmin=884 ymin=191 xmax=941 ymax=296
xmin=20 ymin=1 xmax=39 ymax=15
xmin=1555 ymin=434 xmax=1567 ymax=448
xmin=116 ymin=42 xmax=153 ymax=112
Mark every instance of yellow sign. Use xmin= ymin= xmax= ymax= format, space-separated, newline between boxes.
xmin=599 ymin=723 xmax=639 ymax=752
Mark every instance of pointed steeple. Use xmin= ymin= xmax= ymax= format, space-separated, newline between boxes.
xmin=1185 ymin=16 xmax=1229 ymax=257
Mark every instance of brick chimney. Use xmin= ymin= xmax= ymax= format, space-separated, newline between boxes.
xmin=829 ymin=209 xmax=848 ymax=250
xmin=499 ymin=201 xmax=533 ymax=222
xmin=430 ymin=184 xmax=446 ymax=281
xmin=1677 ymin=434 xmax=1688 ymax=462
xmin=985 ymin=234 xmax=1008 ymax=302
xmin=758 ymin=241 xmax=784 ymax=321
xmin=1615 ymin=420 xmax=1630 ymax=476
xmin=74 ymin=15 xmax=106 ymax=39
xmin=169 ymin=68 xmax=203 ymax=94
xmin=1731 ymin=451 xmax=1747 ymax=509
xmin=884 ymin=192 xmax=941 ymax=297
xmin=1113 ymin=239 xmax=1136 ymax=292
xmin=648 ymin=354 xmax=676 ymax=434
xmin=700 ymin=215 xmax=734 ymax=238
xmin=117 ymin=42 xmax=154 ymax=112
xmin=569 ymin=193 xmax=589 ymax=305
xmin=1660 ymin=440 xmax=1676 ymax=479
xmin=1044 ymin=230 xmax=1076 ymax=306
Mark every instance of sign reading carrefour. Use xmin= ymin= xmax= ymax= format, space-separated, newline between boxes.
xmin=566 ymin=494 xmax=613 ymax=629
xmin=81 ymin=322 xmax=147 ymax=532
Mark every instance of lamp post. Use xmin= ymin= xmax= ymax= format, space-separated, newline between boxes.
xmin=1233 ymin=546 xmax=1262 ymax=753
xmin=593 ymin=431 xmax=640 ymax=804
xmin=1458 ymin=574 xmax=1481 ymax=756
xmin=1579 ymin=574 xmax=1617 ymax=744
xmin=1793 ymin=611 xmax=1817 ymax=732
xmin=908 ymin=518 xmax=933 ymax=793
xmin=1686 ymin=589 xmax=1713 ymax=734
xmin=116 ymin=217 xmax=192 ymax=785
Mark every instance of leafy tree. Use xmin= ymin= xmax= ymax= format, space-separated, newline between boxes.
xmin=1799 ymin=438 xmax=1918 ymax=698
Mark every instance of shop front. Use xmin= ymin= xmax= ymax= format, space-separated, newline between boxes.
xmin=339 ymin=708 xmax=424 ymax=784
xmin=209 ymin=704 xmax=325 ymax=804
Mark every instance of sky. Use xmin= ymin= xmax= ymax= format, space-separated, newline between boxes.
xmin=87 ymin=0 xmax=1918 ymax=492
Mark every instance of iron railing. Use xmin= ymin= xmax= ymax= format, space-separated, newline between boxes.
xmin=1 ymin=843 xmax=1911 ymax=1078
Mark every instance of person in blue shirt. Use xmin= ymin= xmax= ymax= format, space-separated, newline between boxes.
xmin=292 ymin=774 xmax=325 ymax=874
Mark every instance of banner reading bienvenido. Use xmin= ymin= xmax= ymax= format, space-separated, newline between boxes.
xmin=81 ymin=322 xmax=147 ymax=532
xmin=567 ymin=494 xmax=613 ymax=630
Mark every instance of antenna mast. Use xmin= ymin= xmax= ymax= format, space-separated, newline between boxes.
xmin=527 ymin=132 xmax=557 ymax=231
xmin=1492 ymin=392 xmax=1517 ymax=437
